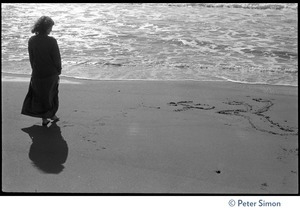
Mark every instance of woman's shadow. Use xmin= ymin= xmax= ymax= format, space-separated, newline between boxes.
xmin=22 ymin=122 xmax=68 ymax=174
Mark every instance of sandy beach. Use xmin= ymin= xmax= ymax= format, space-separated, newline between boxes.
xmin=2 ymin=74 xmax=298 ymax=194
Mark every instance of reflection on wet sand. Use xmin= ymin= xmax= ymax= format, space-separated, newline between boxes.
xmin=22 ymin=122 xmax=68 ymax=174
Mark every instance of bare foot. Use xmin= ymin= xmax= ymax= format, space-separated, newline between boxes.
xmin=51 ymin=115 xmax=60 ymax=122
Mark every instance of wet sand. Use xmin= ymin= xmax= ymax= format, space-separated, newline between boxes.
xmin=2 ymin=74 xmax=298 ymax=193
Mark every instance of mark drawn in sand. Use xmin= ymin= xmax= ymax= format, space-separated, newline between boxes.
xmin=167 ymin=98 xmax=298 ymax=136
xmin=167 ymin=101 xmax=215 ymax=112
xmin=216 ymin=98 xmax=298 ymax=136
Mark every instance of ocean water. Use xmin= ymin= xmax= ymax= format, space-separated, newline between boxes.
xmin=1 ymin=3 xmax=298 ymax=86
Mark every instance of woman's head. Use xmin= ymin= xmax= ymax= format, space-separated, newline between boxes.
xmin=31 ymin=16 xmax=55 ymax=35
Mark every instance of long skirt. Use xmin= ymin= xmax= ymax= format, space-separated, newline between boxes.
xmin=21 ymin=75 xmax=59 ymax=119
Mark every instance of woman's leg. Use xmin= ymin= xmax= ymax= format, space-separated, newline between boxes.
xmin=42 ymin=118 xmax=50 ymax=126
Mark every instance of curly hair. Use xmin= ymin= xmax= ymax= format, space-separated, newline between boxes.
xmin=31 ymin=16 xmax=55 ymax=35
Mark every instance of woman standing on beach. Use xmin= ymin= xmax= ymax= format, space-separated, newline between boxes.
xmin=21 ymin=16 xmax=61 ymax=126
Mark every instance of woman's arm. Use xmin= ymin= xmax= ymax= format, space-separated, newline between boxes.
xmin=52 ymin=39 xmax=62 ymax=75
xmin=28 ymin=39 xmax=35 ymax=70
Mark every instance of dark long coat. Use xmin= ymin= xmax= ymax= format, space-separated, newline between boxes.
xmin=21 ymin=34 xmax=62 ymax=118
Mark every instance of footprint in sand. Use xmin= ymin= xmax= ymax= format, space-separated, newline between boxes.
xmin=60 ymin=121 xmax=74 ymax=128
xmin=260 ymin=182 xmax=269 ymax=191
xmin=217 ymin=98 xmax=298 ymax=136
xmin=167 ymin=100 xmax=215 ymax=112
xmin=277 ymin=146 xmax=298 ymax=163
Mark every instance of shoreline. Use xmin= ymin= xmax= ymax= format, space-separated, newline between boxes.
xmin=2 ymin=72 xmax=298 ymax=88
xmin=2 ymin=72 xmax=298 ymax=193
